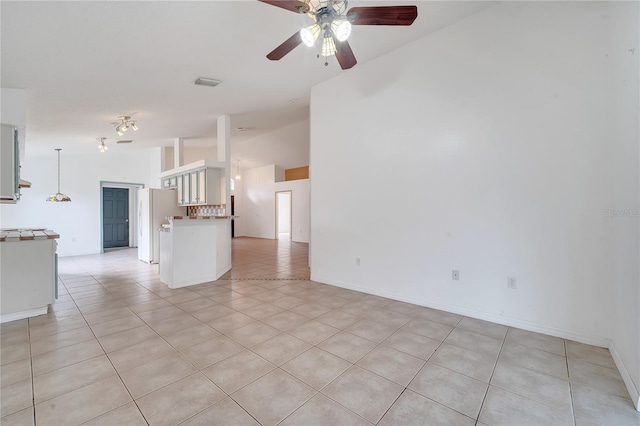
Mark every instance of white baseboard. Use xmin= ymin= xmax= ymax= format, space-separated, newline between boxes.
xmin=609 ymin=341 xmax=640 ymax=412
xmin=216 ymin=264 xmax=232 ymax=280
xmin=311 ymin=275 xmax=610 ymax=347
xmin=1 ymin=306 xmax=48 ymax=323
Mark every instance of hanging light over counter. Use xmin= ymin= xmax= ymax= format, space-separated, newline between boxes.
xmin=46 ymin=149 xmax=71 ymax=202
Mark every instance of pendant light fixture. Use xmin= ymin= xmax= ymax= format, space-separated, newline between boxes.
xmin=46 ymin=149 xmax=71 ymax=202
xmin=235 ymin=159 xmax=242 ymax=180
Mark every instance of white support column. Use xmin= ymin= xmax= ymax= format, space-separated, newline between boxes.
xmin=217 ymin=115 xmax=231 ymax=208
xmin=174 ymin=138 xmax=184 ymax=168
xmin=150 ymin=146 xmax=166 ymax=189
xmin=217 ymin=115 xmax=232 ymax=275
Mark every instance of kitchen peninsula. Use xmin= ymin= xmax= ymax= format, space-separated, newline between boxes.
xmin=159 ymin=216 xmax=231 ymax=289
xmin=0 ymin=228 xmax=59 ymax=322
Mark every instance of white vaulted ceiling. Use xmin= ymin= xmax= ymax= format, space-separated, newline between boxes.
xmin=1 ymin=1 xmax=496 ymax=165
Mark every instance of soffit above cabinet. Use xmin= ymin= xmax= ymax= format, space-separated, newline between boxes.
xmin=159 ymin=159 xmax=226 ymax=179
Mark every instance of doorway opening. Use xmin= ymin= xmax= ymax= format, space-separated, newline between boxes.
xmin=276 ymin=191 xmax=292 ymax=240
xmin=231 ymin=195 xmax=235 ymax=238
xmin=100 ymin=181 xmax=144 ymax=252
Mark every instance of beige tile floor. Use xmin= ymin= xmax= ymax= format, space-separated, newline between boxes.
xmin=1 ymin=237 xmax=639 ymax=425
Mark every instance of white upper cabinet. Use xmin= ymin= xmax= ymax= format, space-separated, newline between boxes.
xmin=160 ymin=161 xmax=224 ymax=207
xmin=0 ymin=124 xmax=20 ymax=203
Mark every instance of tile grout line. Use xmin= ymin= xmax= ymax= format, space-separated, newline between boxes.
xmin=27 ymin=316 xmax=37 ymax=425
xmin=21 ymin=245 xmax=632 ymax=425
xmin=474 ymin=325 xmax=508 ymax=425
xmin=566 ymin=339 xmax=579 ymax=426
xmin=64 ymin=273 xmax=151 ymax=426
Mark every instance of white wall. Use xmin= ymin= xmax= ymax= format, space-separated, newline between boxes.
xmin=233 ymin=119 xmax=310 ymax=170
xmin=164 ymin=145 xmax=217 ymax=171
xmin=607 ymin=2 xmax=640 ymax=409
xmin=1 ymin=88 xmax=26 ymax=127
xmin=236 ymin=164 xmax=309 ymax=243
xmin=310 ymin=1 xmax=638 ymax=401
xmin=0 ymin=150 xmax=154 ymax=256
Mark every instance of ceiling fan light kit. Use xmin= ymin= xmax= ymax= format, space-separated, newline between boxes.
xmin=259 ymin=0 xmax=417 ymax=69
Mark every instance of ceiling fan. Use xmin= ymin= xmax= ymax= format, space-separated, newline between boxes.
xmin=259 ymin=0 xmax=418 ymax=70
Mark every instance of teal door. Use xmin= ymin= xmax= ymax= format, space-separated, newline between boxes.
xmin=103 ymin=188 xmax=129 ymax=248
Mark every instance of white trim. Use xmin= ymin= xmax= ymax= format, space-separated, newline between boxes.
xmin=609 ymin=341 xmax=640 ymax=411
xmin=100 ymin=181 xmax=144 ymax=253
xmin=1 ymin=306 xmax=48 ymax=323
xmin=158 ymin=159 xmax=226 ymax=178
xmin=216 ymin=264 xmax=232 ymax=280
xmin=310 ymin=274 xmax=610 ymax=348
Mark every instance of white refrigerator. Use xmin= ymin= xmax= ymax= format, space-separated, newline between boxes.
xmin=138 ymin=188 xmax=184 ymax=264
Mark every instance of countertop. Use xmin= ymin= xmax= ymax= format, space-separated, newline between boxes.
xmin=0 ymin=229 xmax=60 ymax=242
xmin=159 ymin=216 xmax=230 ymax=232
xmin=168 ymin=216 xmax=230 ymax=220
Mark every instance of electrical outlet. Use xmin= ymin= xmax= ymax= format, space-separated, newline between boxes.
xmin=356 ymin=257 xmax=360 ymax=266
xmin=452 ymin=270 xmax=460 ymax=280
xmin=507 ymin=276 xmax=517 ymax=289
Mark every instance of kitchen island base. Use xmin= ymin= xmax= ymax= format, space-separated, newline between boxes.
xmin=159 ymin=217 xmax=231 ymax=289
xmin=0 ymin=231 xmax=59 ymax=323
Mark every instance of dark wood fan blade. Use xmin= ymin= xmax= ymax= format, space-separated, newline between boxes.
xmin=334 ymin=38 xmax=357 ymax=70
xmin=346 ymin=6 xmax=418 ymax=25
xmin=258 ymin=0 xmax=310 ymax=14
xmin=267 ymin=32 xmax=303 ymax=60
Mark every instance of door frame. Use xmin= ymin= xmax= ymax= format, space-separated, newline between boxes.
xmin=275 ymin=190 xmax=292 ymax=241
xmin=100 ymin=181 xmax=144 ymax=253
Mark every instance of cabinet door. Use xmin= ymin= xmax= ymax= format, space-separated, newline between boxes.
xmin=197 ymin=169 xmax=207 ymax=205
xmin=0 ymin=125 xmax=18 ymax=203
xmin=162 ymin=178 xmax=171 ymax=189
xmin=176 ymin=174 xmax=185 ymax=205
xmin=183 ymin=173 xmax=191 ymax=205
xmin=189 ymin=171 xmax=199 ymax=205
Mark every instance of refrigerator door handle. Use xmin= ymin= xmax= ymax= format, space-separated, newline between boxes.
xmin=139 ymin=200 xmax=143 ymax=237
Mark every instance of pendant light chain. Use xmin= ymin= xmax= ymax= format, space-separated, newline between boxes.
xmin=57 ymin=149 xmax=61 ymax=194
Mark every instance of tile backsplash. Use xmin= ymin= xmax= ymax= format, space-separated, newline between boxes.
xmin=188 ymin=205 xmax=226 ymax=217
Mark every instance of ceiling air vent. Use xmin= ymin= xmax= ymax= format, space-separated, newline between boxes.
xmin=194 ymin=77 xmax=221 ymax=88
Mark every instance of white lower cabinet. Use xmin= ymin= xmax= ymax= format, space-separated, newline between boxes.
xmin=159 ymin=221 xmax=217 ymax=288
xmin=0 ymin=238 xmax=58 ymax=322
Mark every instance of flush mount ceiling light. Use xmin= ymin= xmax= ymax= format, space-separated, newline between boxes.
xmin=112 ymin=115 xmax=138 ymax=136
xmin=194 ymin=77 xmax=221 ymax=88
xmin=97 ymin=137 xmax=108 ymax=153
xmin=46 ymin=149 xmax=71 ymax=202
